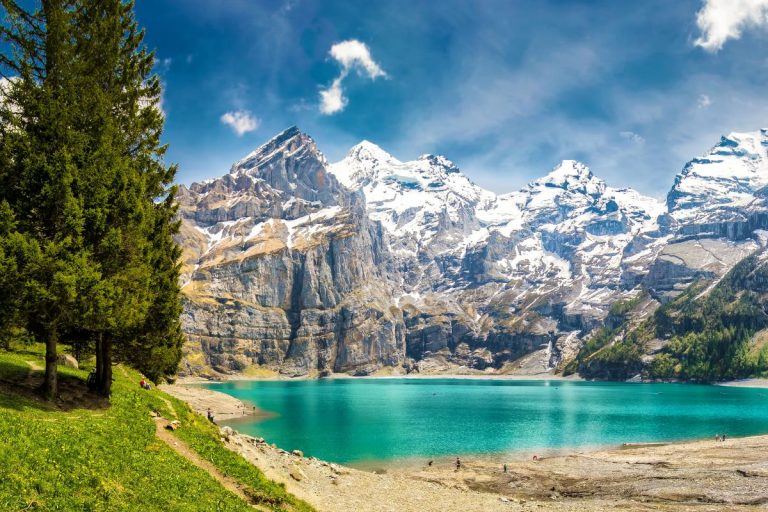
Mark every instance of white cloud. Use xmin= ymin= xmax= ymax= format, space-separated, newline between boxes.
xmin=698 ymin=94 xmax=712 ymax=108
xmin=220 ymin=110 xmax=260 ymax=135
xmin=319 ymin=39 xmax=387 ymax=115
xmin=319 ymin=78 xmax=346 ymax=114
xmin=328 ymin=40 xmax=387 ymax=79
xmin=620 ymin=131 xmax=645 ymax=144
xmin=694 ymin=0 xmax=768 ymax=52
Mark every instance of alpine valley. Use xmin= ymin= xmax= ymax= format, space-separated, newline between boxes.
xmin=176 ymin=126 xmax=768 ymax=381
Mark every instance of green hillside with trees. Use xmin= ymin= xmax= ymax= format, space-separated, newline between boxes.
xmin=570 ymin=254 xmax=768 ymax=382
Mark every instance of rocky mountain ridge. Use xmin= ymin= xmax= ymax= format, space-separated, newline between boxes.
xmin=176 ymin=126 xmax=768 ymax=378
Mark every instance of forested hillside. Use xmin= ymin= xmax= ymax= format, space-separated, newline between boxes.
xmin=573 ymin=253 xmax=768 ymax=382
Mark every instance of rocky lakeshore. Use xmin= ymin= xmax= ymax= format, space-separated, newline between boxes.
xmin=163 ymin=383 xmax=768 ymax=511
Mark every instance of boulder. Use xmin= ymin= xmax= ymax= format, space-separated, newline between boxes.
xmin=289 ymin=466 xmax=306 ymax=481
xmin=57 ymin=354 xmax=78 ymax=369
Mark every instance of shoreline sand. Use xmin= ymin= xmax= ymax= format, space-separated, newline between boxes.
xmin=717 ymin=378 xmax=768 ymax=389
xmin=176 ymin=371 xmax=768 ymax=390
xmin=174 ymin=371 xmax=584 ymax=385
xmin=163 ymin=382 xmax=768 ymax=511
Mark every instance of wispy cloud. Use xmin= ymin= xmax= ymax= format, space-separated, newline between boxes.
xmin=694 ymin=0 xmax=768 ymax=52
xmin=399 ymin=42 xmax=603 ymax=150
xmin=319 ymin=39 xmax=387 ymax=115
xmin=697 ymin=94 xmax=712 ymax=108
xmin=220 ymin=110 xmax=260 ymax=136
xmin=620 ymin=131 xmax=645 ymax=144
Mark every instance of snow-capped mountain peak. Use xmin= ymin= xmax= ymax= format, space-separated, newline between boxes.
xmin=330 ymin=142 xmax=493 ymax=244
xmin=230 ymin=126 xmax=325 ymax=176
xmin=530 ymin=160 xmax=605 ymax=197
xmin=332 ymin=140 xmax=400 ymax=188
xmin=346 ymin=140 xmax=399 ymax=165
xmin=667 ymin=128 xmax=768 ymax=224
xmin=417 ymin=153 xmax=461 ymax=173
xmin=331 ymin=142 xmax=486 ymax=201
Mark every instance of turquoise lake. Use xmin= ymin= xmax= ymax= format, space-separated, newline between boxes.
xmin=203 ymin=379 xmax=768 ymax=464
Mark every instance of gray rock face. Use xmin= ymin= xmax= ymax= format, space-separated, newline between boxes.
xmin=178 ymin=128 xmax=404 ymax=376
xmin=177 ymin=126 xmax=768 ymax=377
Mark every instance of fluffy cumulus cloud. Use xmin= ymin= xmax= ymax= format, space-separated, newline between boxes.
xmin=694 ymin=0 xmax=768 ymax=52
xmin=319 ymin=39 xmax=387 ymax=115
xmin=220 ymin=110 xmax=260 ymax=135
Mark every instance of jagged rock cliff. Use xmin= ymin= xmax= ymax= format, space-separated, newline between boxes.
xmin=177 ymin=128 xmax=404 ymax=376
xmin=176 ymin=126 xmax=768 ymax=378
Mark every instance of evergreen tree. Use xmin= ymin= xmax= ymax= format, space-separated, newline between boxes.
xmin=0 ymin=202 xmax=20 ymax=350
xmin=0 ymin=0 xmax=97 ymax=398
xmin=116 ymin=192 xmax=184 ymax=383
xmin=68 ymin=0 xmax=183 ymax=395
xmin=1 ymin=0 xmax=183 ymax=397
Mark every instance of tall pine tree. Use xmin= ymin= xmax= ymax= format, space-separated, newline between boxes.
xmin=0 ymin=0 xmax=183 ymax=398
xmin=67 ymin=0 xmax=184 ymax=396
xmin=0 ymin=0 xmax=98 ymax=399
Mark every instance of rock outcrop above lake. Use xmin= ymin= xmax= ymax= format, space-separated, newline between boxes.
xmin=176 ymin=127 xmax=768 ymax=377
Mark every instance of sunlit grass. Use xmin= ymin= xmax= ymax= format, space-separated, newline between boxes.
xmin=0 ymin=343 xmax=313 ymax=511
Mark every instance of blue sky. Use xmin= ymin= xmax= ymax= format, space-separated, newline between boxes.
xmin=136 ymin=0 xmax=768 ymax=197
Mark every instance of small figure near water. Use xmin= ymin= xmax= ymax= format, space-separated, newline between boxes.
xmin=503 ymin=464 xmax=507 ymax=473
xmin=207 ymin=408 xmax=215 ymax=424
xmin=427 ymin=460 xmax=433 ymax=467
xmin=455 ymin=457 xmax=461 ymax=470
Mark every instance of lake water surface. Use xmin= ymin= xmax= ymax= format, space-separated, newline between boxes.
xmin=203 ymin=378 xmax=768 ymax=464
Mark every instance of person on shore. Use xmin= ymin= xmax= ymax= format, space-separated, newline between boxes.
xmin=455 ymin=457 xmax=461 ymax=470
xmin=722 ymin=434 xmax=727 ymax=442
xmin=427 ymin=460 xmax=433 ymax=467
xmin=503 ymin=464 xmax=507 ymax=473
xmin=207 ymin=408 xmax=215 ymax=423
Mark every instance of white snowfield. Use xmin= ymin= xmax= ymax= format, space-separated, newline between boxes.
xmin=329 ymin=142 xmax=667 ymax=310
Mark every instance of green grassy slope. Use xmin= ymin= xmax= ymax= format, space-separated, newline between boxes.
xmin=0 ymin=343 xmax=313 ymax=512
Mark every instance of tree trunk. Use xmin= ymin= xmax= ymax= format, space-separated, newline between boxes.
xmin=95 ymin=333 xmax=104 ymax=386
xmin=43 ymin=327 xmax=58 ymax=400
xmin=98 ymin=336 xmax=112 ymax=397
